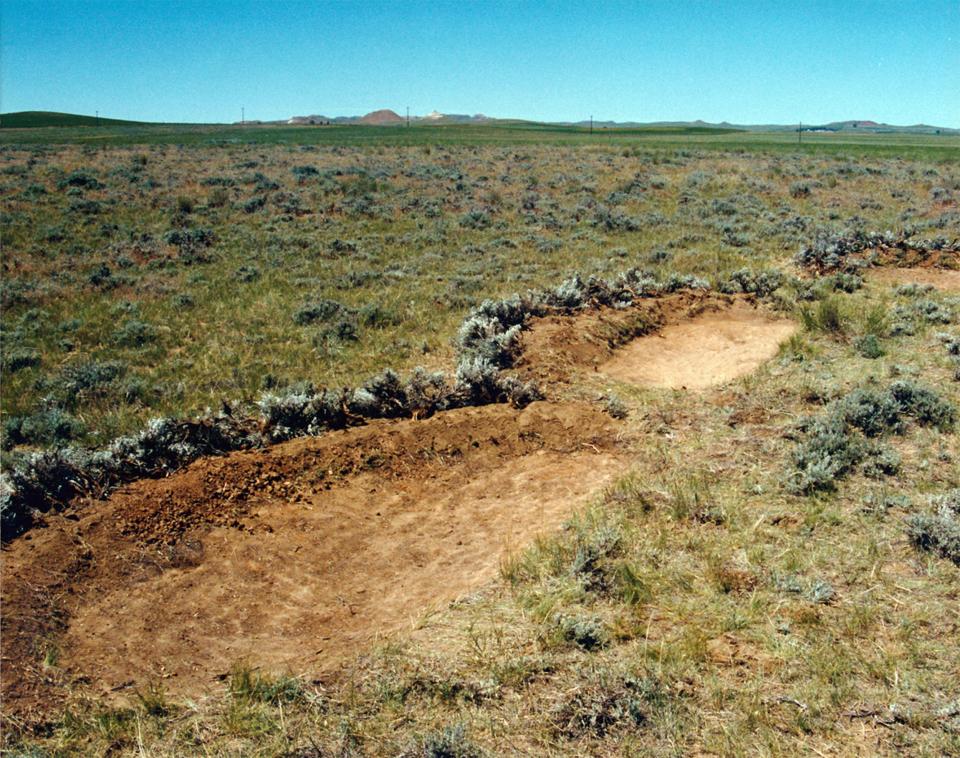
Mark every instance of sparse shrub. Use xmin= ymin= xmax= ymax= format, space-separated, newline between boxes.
xmin=861 ymin=443 xmax=901 ymax=478
xmin=2 ymin=348 xmax=41 ymax=373
xmin=242 ymin=195 xmax=266 ymax=213
xmin=911 ymin=298 xmax=953 ymax=324
xmin=839 ymin=388 xmax=903 ymax=437
xmin=68 ymin=199 xmax=102 ymax=215
xmin=907 ymin=489 xmax=960 ymax=564
xmin=58 ymin=169 xmax=101 ymax=190
xmin=807 ymin=579 xmax=836 ymax=604
xmin=789 ymin=381 xmax=954 ymax=493
xmin=795 ymin=229 xmax=960 ymax=274
xmin=457 ymin=317 xmax=523 ymax=367
xmin=54 ymin=360 xmax=125 ymax=405
xmin=291 ymin=165 xmax=319 ymax=182
xmin=164 ymin=227 xmax=215 ymax=264
xmin=554 ymin=613 xmax=609 ymax=651
xmin=419 ymin=723 xmax=485 ymax=758
xmin=854 ymin=334 xmax=885 ymax=359
xmin=207 ymin=186 xmax=229 ymax=207
xmin=890 ymin=379 xmax=955 ymax=429
xmin=293 ymin=298 xmax=350 ymax=325
xmin=87 ymin=263 xmax=116 ymax=289
xmin=112 ymin=319 xmax=157 ymax=348
xmin=4 ymin=407 xmax=85 ymax=447
xmin=234 ymin=265 xmax=260 ymax=282
xmin=551 ymin=673 xmax=651 ymax=738
xmin=163 ymin=227 xmax=214 ymax=248
xmin=828 ymin=272 xmax=863 ymax=293
xmin=603 ymin=394 xmax=629 ymax=419
xmin=358 ymin=302 xmax=401 ymax=328
xmin=316 ymin=318 xmax=358 ymax=343
xmin=718 ymin=268 xmax=784 ymax=297
xmin=459 ymin=209 xmax=492 ymax=229
xmin=895 ymin=282 xmax=934 ymax=297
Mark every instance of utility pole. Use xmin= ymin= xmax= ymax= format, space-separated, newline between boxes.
xmin=406 ymin=106 xmax=410 ymax=127
xmin=590 ymin=115 xmax=593 ymax=135
xmin=798 ymin=121 xmax=802 ymax=145
xmin=241 ymin=106 xmax=245 ymax=125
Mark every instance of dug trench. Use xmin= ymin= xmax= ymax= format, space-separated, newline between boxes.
xmin=1 ymin=292 xmax=796 ymax=723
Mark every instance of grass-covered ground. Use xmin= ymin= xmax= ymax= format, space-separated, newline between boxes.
xmin=0 ymin=112 xmax=149 ymax=129
xmin=1 ymin=128 xmax=959 ymax=755
xmin=2 ymin=132 xmax=957 ymax=452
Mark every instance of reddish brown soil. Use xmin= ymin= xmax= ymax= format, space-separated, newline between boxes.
xmin=1 ymin=292 xmax=795 ymax=726
xmin=866 ymin=246 xmax=959 ymax=270
xmin=2 ymin=402 xmax=623 ymax=721
xmin=829 ymin=246 xmax=960 ymax=274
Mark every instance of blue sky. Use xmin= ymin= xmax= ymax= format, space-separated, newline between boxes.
xmin=2 ymin=0 xmax=958 ymax=126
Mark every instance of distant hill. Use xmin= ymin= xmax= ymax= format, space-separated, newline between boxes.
xmin=359 ymin=109 xmax=404 ymax=125
xmin=0 ymin=111 xmax=146 ymax=128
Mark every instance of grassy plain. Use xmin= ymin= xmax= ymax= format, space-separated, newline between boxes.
xmin=1 ymin=124 xmax=959 ymax=755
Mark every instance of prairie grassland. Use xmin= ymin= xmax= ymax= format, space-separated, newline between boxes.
xmin=1 ymin=138 xmax=955 ymax=450
xmin=2 ymin=131 xmax=959 ymax=756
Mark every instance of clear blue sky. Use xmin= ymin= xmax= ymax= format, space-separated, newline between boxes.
xmin=2 ymin=0 xmax=958 ymax=126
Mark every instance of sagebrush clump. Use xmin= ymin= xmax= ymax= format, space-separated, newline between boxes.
xmin=907 ymin=489 xmax=960 ymax=564
xmin=788 ymin=381 xmax=954 ymax=494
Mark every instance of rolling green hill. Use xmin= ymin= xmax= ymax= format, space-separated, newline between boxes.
xmin=0 ymin=111 xmax=146 ymax=128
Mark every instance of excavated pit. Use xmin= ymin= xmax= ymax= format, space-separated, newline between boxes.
xmin=600 ymin=302 xmax=797 ymax=389
xmin=2 ymin=292 xmax=798 ymax=721
xmin=518 ymin=292 xmax=796 ymax=391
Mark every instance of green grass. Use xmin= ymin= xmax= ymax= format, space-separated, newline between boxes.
xmin=2 ymin=130 xmax=959 ymax=755
xmin=0 ymin=110 xmax=148 ymax=129
xmin=2 ymin=136 xmax=957 ymax=450
xmin=13 ymin=283 xmax=959 ymax=753
xmin=2 ymin=120 xmax=959 ymax=159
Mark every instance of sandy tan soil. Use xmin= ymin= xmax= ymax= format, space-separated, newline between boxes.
xmin=2 ymin=402 xmax=623 ymax=715
xmin=599 ymin=301 xmax=797 ymax=389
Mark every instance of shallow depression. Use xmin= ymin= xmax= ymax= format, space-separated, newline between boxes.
xmin=600 ymin=302 xmax=797 ymax=390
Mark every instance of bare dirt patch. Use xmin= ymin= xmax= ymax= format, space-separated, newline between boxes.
xmin=517 ymin=290 xmax=727 ymax=389
xmin=2 ymin=401 xmax=623 ymax=718
xmin=867 ymin=266 xmax=960 ymax=291
xmin=598 ymin=301 xmax=797 ymax=390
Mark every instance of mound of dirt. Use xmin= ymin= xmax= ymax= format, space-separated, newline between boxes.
xmin=2 ymin=401 xmax=624 ymax=718
xmin=599 ymin=301 xmax=797 ymax=390
xmin=867 ymin=246 xmax=959 ymax=271
xmin=867 ymin=266 xmax=960 ymax=291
